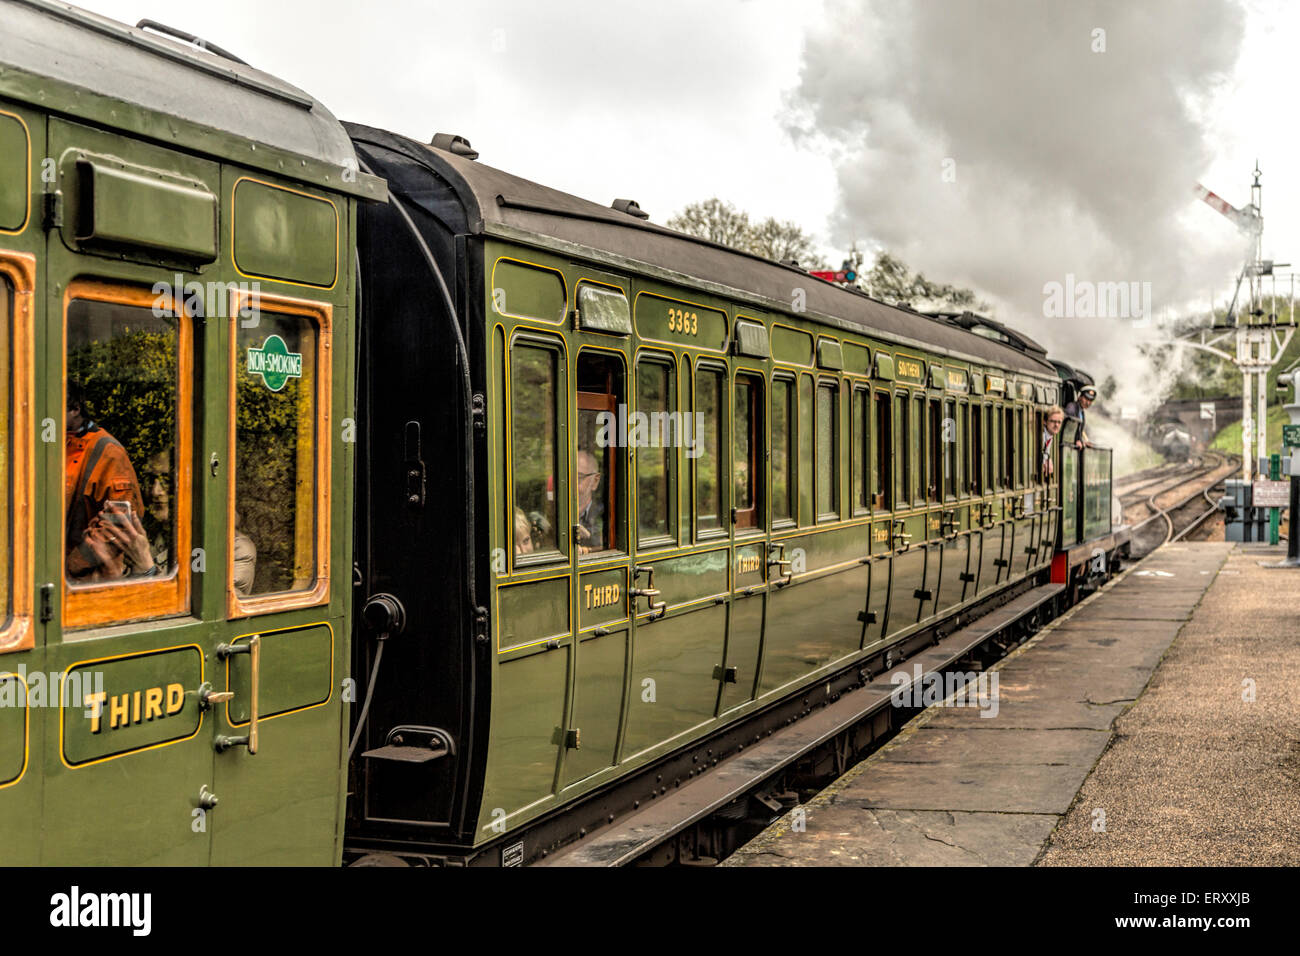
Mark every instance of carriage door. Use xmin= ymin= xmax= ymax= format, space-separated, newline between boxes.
xmin=42 ymin=118 xmax=215 ymax=864
xmin=721 ymin=370 xmax=766 ymax=714
xmin=561 ymin=349 xmax=629 ymax=789
xmin=211 ymin=285 xmax=344 ymax=858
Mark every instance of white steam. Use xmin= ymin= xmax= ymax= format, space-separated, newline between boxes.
xmin=789 ymin=0 xmax=1250 ymax=417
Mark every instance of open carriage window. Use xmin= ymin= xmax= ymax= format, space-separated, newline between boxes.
xmin=230 ymin=294 xmax=330 ymax=615
xmin=63 ymin=282 xmax=192 ymax=629
xmin=576 ymin=351 xmax=625 ymax=556
xmin=734 ymin=374 xmax=763 ymax=530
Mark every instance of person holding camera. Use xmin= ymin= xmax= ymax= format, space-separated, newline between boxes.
xmin=64 ymin=383 xmax=152 ymax=582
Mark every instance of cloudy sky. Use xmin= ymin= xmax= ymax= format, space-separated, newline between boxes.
xmin=64 ymin=0 xmax=1300 ymax=403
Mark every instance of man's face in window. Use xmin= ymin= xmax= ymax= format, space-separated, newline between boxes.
xmin=577 ymin=450 xmax=600 ymax=512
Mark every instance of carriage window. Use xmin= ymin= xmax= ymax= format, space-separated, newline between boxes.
xmin=986 ymin=405 xmax=998 ymax=491
xmin=1015 ymin=407 xmax=1026 ymax=488
xmin=1035 ymin=408 xmax=1047 ymax=482
xmin=894 ymin=393 xmax=910 ymax=506
xmin=873 ymin=392 xmax=891 ymax=510
xmin=0 ymin=279 xmax=10 ymax=630
xmin=944 ymin=400 xmax=957 ymax=500
xmin=636 ymin=359 xmax=673 ymax=545
xmin=927 ymin=398 xmax=942 ymax=503
xmin=511 ymin=344 xmax=561 ymax=557
xmin=734 ymin=374 xmax=762 ymax=530
xmin=64 ymin=284 xmax=193 ymax=628
xmin=971 ymin=404 xmax=983 ymax=495
xmin=695 ymin=366 xmax=725 ymax=534
xmin=577 ymin=352 xmax=624 ymax=556
xmin=1003 ymin=407 xmax=1016 ymax=489
xmin=772 ymin=378 xmax=794 ymax=524
xmin=912 ymin=394 xmax=924 ymax=505
xmin=852 ymin=389 xmax=869 ymax=514
xmin=816 ymin=382 xmax=839 ymax=519
xmin=233 ymin=305 xmax=326 ymax=604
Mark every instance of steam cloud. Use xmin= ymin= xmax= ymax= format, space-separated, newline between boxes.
xmin=789 ymin=0 xmax=1250 ymax=416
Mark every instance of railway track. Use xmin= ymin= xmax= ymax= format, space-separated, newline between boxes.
xmin=1125 ymin=452 xmax=1239 ymax=557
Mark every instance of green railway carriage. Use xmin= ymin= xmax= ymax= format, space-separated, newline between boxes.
xmin=345 ymin=126 xmax=1112 ymax=865
xmin=0 ymin=0 xmax=383 ymax=863
xmin=1 ymin=0 xmax=1122 ymax=867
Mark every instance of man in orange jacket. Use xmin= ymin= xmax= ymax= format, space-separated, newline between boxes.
xmin=65 ymin=383 xmax=153 ymax=581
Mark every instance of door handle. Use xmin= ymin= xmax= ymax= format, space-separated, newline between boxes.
xmin=766 ymin=544 xmax=792 ymax=586
xmin=631 ymin=566 xmax=667 ymax=620
xmin=214 ymin=634 xmax=261 ymax=755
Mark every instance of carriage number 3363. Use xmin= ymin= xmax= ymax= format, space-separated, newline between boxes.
xmin=667 ymin=308 xmax=698 ymax=335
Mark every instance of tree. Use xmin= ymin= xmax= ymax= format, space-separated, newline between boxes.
xmin=666 ymin=198 xmax=828 ymax=269
xmin=666 ymin=198 xmax=753 ymax=249
xmin=747 ymin=218 xmax=827 ymax=268
xmin=862 ymin=251 xmax=987 ymax=312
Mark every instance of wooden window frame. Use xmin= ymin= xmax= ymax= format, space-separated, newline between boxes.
xmin=733 ymin=372 xmax=762 ymax=532
xmin=0 ymin=253 xmax=34 ymax=653
xmin=227 ymin=290 xmax=331 ymax=619
xmin=576 ymin=348 xmax=626 ymax=558
xmin=634 ymin=353 xmax=676 ymax=550
xmin=62 ymin=281 xmax=194 ymax=630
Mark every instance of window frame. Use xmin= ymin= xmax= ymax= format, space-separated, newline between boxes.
xmin=0 ymin=252 xmax=34 ymax=653
xmin=926 ymin=396 xmax=942 ymax=504
xmin=634 ymin=350 xmax=677 ymax=551
xmin=575 ymin=347 xmax=627 ymax=560
xmin=62 ymin=280 xmax=194 ymax=631
xmin=851 ymin=385 xmax=871 ymax=516
xmin=872 ymin=389 xmax=892 ymax=512
xmin=693 ymin=360 xmax=728 ymax=540
xmin=227 ymin=289 xmax=331 ymax=619
xmin=770 ymin=373 xmax=796 ymax=528
xmin=814 ymin=377 xmax=840 ymax=522
xmin=506 ymin=332 xmax=568 ymax=569
xmin=733 ymin=370 xmax=763 ymax=533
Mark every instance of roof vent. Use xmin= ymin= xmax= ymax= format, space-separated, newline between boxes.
xmin=612 ymin=199 xmax=649 ymax=220
xmin=430 ymin=133 xmax=479 ymax=160
xmin=780 ymin=258 xmax=801 ymax=269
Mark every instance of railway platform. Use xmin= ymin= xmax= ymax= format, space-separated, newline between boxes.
xmin=727 ymin=540 xmax=1298 ymax=867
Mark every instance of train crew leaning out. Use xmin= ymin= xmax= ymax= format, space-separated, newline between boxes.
xmin=64 ymin=382 xmax=155 ymax=582
xmin=1065 ymin=386 xmax=1097 ymax=449
xmin=1042 ymin=405 xmax=1065 ymax=476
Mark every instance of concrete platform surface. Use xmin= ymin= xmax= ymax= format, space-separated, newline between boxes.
xmin=727 ymin=542 xmax=1254 ymax=867
xmin=1038 ymin=542 xmax=1300 ymax=866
